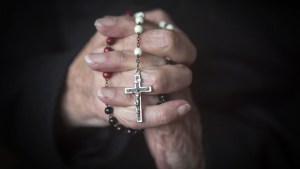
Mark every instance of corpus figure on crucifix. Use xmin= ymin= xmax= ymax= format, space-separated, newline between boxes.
xmin=124 ymin=71 xmax=152 ymax=122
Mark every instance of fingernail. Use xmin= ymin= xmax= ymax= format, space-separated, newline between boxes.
xmin=177 ymin=104 xmax=191 ymax=115
xmin=101 ymin=88 xmax=114 ymax=98
xmin=94 ymin=16 xmax=117 ymax=27
xmin=84 ymin=55 xmax=93 ymax=64
xmin=84 ymin=54 xmax=106 ymax=64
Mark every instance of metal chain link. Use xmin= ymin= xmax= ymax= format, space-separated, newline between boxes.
xmin=136 ymin=33 xmax=141 ymax=73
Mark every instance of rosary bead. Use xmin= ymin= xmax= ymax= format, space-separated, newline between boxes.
xmin=103 ymin=72 xmax=112 ymax=78
xmin=106 ymin=37 xmax=115 ymax=45
xmin=166 ymin=24 xmax=174 ymax=30
xmin=109 ymin=116 xmax=118 ymax=125
xmin=134 ymin=47 xmax=142 ymax=57
xmin=105 ymin=106 xmax=113 ymax=114
xmin=134 ymin=25 xmax=143 ymax=34
xmin=158 ymin=94 xmax=166 ymax=104
xmin=159 ymin=95 xmax=165 ymax=99
xmin=104 ymin=46 xmax=113 ymax=53
xmin=134 ymin=12 xmax=144 ymax=18
xmin=135 ymin=129 xmax=144 ymax=134
xmin=125 ymin=10 xmax=133 ymax=16
xmin=116 ymin=125 xmax=125 ymax=132
xmin=127 ymin=128 xmax=135 ymax=135
xmin=135 ymin=16 xmax=144 ymax=25
xmin=159 ymin=21 xmax=167 ymax=28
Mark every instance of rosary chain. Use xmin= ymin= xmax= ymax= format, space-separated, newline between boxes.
xmin=101 ymin=10 xmax=147 ymax=135
xmin=136 ymin=33 xmax=141 ymax=72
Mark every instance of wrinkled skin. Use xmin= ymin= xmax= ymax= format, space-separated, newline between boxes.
xmin=62 ymin=9 xmax=204 ymax=169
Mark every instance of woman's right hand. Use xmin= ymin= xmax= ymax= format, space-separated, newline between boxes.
xmin=61 ymin=10 xmax=195 ymax=130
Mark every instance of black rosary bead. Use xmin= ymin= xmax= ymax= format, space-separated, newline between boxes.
xmin=158 ymin=94 xmax=166 ymax=105
xmin=109 ymin=116 xmax=118 ymax=125
xmin=105 ymin=106 xmax=113 ymax=114
xmin=127 ymin=128 xmax=135 ymax=135
xmin=116 ymin=124 xmax=125 ymax=132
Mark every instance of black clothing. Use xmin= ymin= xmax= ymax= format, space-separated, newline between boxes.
xmin=1 ymin=0 xmax=299 ymax=169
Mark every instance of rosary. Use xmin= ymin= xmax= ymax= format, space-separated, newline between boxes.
xmin=124 ymin=12 xmax=152 ymax=123
xmin=102 ymin=11 xmax=172 ymax=135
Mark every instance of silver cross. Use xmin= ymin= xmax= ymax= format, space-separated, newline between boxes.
xmin=124 ymin=71 xmax=152 ymax=122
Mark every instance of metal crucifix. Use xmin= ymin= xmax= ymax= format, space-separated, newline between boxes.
xmin=124 ymin=71 xmax=152 ymax=122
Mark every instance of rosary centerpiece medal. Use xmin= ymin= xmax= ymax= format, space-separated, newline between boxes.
xmin=124 ymin=12 xmax=152 ymax=123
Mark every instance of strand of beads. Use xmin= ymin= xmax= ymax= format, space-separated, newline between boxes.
xmin=158 ymin=20 xmax=174 ymax=30
xmin=102 ymin=37 xmax=116 ymax=129
xmin=102 ymin=12 xmax=143 ymax=135
xmin=134 ymin=12 xmax=144 ymax=60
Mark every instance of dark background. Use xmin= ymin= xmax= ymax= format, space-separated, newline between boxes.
xmin=1 ymin=0 xmax=299 ymax=169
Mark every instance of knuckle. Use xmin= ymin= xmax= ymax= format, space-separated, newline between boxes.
xmin=152 ymin=70 xmax=168 ymax=93
xmin=118 ymin=16 xmax=135 ymax=36
xmin=162 ymin=30 xmax=179 ymax=53
xmin=117 ymin=51 xmax=126 ymax=71
xmin=156 ymin=110 xmax=167 ymax=125
xmin=177 ymin=64 xmax=193 ymax=86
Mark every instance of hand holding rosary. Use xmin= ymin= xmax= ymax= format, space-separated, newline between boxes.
xmin=101 ymin=11 xmax=172 ymax=135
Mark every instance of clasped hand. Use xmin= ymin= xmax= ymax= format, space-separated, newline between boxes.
xmin=62 ymin=9 xmax=204 ymax=169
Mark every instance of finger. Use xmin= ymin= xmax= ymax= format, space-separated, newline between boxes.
xmin=94 ymin=15 xmax=157 ymax=38
xmin=145 ymin=9 xmax=182 ymax=32
xmin=84 ymin=51 xmax=166 ymax=72
xmin=94 ymin=15 xmax=196 ymax=65
xmin=107 ymin=64 xmax=192 ymax=94
xmin=97 ymin=87 xmax=160 ymax=107
xmin=113 ymin=29 xmax=196 ymax=65
xmin=144 ymin=9 xmax=174 ymax=25
xmin=110 ymin=100 xmax=191 ymax=129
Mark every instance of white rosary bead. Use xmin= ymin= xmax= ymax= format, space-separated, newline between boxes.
xmin=134 ymin=25 xmax=143 ymax=34
xmin=166 ymin=24 xmax=174 ymax=30
xmin=135 ymin=16 xmax=144 ymax=24
xmin=159 ymin=21 xmax=167 ymax=28
xmin=134 ymin=12 xmax=144 ymax=18
xmin=134 ymin=47 xmax=142 ymax=56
